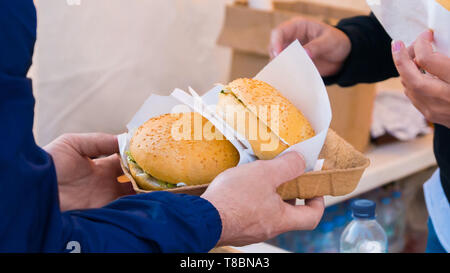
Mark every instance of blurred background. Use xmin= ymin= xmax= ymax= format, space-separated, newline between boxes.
xmin=32 ymin=0 xmax=234 ymax=145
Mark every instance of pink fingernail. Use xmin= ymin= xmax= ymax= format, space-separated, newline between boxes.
xmin=271 ymin=49 xmax=278 ymax=58
xmin=425 ymin=29 xmax=434 ymax=41
xmin=392 ymin=41 xmax=403 ymax=52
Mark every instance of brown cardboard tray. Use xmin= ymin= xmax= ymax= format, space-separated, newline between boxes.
xmin=120 ymin=129 xmax=370 ymax=200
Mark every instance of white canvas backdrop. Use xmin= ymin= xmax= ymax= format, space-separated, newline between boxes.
xmin=32 ymin=0 xmax=233 ymax=145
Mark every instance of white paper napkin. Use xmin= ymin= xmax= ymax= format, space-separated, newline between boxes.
xmin=368 ymin=0 xmax=450 ymax=56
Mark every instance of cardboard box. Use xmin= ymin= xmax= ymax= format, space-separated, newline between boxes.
xmin=327 ymin=84 xmax=376 ymax=152
xmin=235 ymin=0 xmax=370 ymax=21
xmin=121 ymin=129 xmax=370 ymax=200
xmin=217 ymin=4 xmax=321 ymax=56
xmin=217 ymin=3 xmax=376 ymax=152
xmin=274 ymin=0 xmax=370 ymax=21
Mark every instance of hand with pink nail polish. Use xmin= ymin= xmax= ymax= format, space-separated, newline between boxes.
xmin=392 ymin=31 xmax=450 ymax=128
xmin=269 ymin=17 xmax=351 ymax=77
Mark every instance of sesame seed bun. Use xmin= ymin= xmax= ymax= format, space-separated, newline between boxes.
xmin=217 ymin=78 xmax=315 ymax=159
xmin=128 ymin=112 xmax=240 ymax=188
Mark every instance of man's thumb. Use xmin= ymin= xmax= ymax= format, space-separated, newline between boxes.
xmin=265 ymin=152 xmax=306 ymax=188
xmin=69 ymin=133 xmax=119 ymax=158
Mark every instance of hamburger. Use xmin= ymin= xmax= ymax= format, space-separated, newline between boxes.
xmin=126 ymin=112 xmax=240 ymax=190
xmin=217 ymin=78 xmax=315 ymax=160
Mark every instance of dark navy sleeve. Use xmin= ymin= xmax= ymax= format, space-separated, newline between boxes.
xmin=62 ymin=193 xmax=222 ymax=253
xmin=0 ymin=0 xmax=222 ymax=253
xmin=323 ymin=13 xmax=399 ymax=87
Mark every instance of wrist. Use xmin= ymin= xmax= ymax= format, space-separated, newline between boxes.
xmin=322 ymin=26 xmax=353 ymax=86
xmin=201 ymin=193 xmax=233 ymax=247
xmin=333 ymin=27 xmax=352 ymax=73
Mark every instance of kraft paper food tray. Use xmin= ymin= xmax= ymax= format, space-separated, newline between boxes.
xmin=120 ymin=129 xmax=370 ymax=199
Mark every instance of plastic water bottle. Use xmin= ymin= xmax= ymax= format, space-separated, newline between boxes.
xmin=333 ymin=215 xmax=348 ymax=249
xmin=378 ymin=197 xmax=396 ymax=251
xmin=340 ymin=199 xmax=388 ymax=253
xmin=317 ymin=221 xmax=338 ymax=253
xmin=345 ymin=207 xmax=353 ymax=222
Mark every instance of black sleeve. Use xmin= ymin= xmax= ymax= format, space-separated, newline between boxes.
xmin=323 ymin=13 xmax=399 ymax=87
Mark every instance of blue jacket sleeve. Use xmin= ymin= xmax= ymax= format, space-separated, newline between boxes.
xmin=0 ymin=0 xmax=222 ymax=253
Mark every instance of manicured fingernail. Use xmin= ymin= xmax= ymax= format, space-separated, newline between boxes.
xmin=425 ymin=29 xmax=434 ymax=41
xmin=271 ymin=49 xmax=278 ymax=58
xmin=392 ymin=41 xmax=403 ymax=52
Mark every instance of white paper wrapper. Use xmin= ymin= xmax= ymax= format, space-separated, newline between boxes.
xmin=368 ymin=0 xmax=450 ymax=56
xmin=118 ymin=40 xmax=332 ymax=177
xmin=254 ymin=41 xmax=332 ymax=171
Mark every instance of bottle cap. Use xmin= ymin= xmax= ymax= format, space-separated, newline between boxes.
xmin=351 ymin=199 xmax=376 ymax=219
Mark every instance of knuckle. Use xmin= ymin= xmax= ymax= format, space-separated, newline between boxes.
xmin=59 ymin=133 xmax=75 ymax=142
xmin=414 ymin=54 xmax=428 ymax=69
xmin=422 ymin=108 xmax=434 ymax=121
xmin=253 ymin=160 xmax=266 ymax=171
xmin=292 ymin=16 xmax=305 ymax=24
xmin=395 ymin=56 xmax=404 ymax=67
xmin=404 ymin=88 xmax=412 ymax=98
xmin=215 ymin=168 xmax=232 ymax=181
xmin=263 ymin=228 xmax=273 ymax=241
xmin=278 ymin=18 xmax=296 ymax=30
xmin=270 ymin=28 xmax=280 ymax=39
xmin=285 ymin=160 xmax=301 ymax=179
xmin=428 ymin=112 xmax=439 ymax=123
xmin=291 ymin=16 xmax=314 ymax=30
xmin=401 ymin=80 xmax=408 ymax=89
xmin=411 ymin=78 xmax=425 ymax=91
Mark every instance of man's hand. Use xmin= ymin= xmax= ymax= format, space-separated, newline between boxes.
xmin=44 ymin=133 xmax=134 ymax=211
xmin=392 ymin=30 xmax=450 ymax=128
xmin=202 ymin=152 xmax=324 ymax=247
xmin=270 ymin=17 xmax=351 ymax=77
